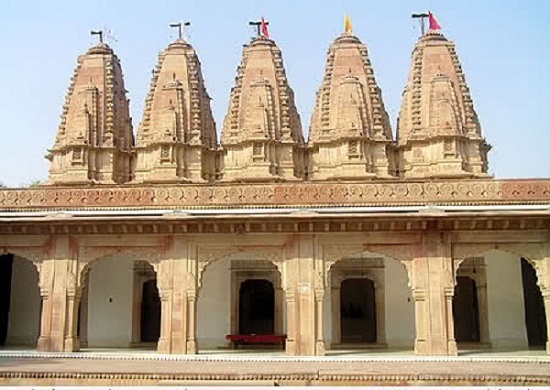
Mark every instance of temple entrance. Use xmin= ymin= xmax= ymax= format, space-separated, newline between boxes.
xmin=238 ymin=279 xmax=275 ymax=335
xmin=140 ymin=279 xmax=161 ymax=343
xmin=453 ymin=276 xmax=480 ymax=342
xmin=340 ymin=278 xmax=376 ymax=343
xmin=82 ymin=256 xmax=160 ymax=350
xmin=521 ymin=258 xmax=547 ymax=347
xmin=0 ymin=253 xmax=41 ymax=347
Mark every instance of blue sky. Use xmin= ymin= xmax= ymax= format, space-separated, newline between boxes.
xmin=0 ymin=0 xmax=548 ymax=186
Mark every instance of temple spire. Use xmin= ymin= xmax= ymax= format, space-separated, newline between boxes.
xmin=46 ymin=34 xmax=133 ymax=185
xmin=308 ymin=30 xmax=396 ymax=180
xmin=134 ymin=31 xmax=217 ymax=183
xmin=396 ymin=23 xmax=491 ymax=179
xmin=220 ymin=30 xmax=305 ymax=181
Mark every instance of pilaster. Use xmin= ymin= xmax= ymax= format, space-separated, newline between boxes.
xmin=156 ymin=236 xmax=197 ymax=354
xmin=411 ymin=231 xmax=457 ymax=355
xmin=283 ymin=234 xmax=317 ymax=355
xmin=37 ymin=235 xmax=78 ymax=352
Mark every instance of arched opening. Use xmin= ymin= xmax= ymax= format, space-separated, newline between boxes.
xmin=453 ymin=276 xmax=480 ymax=343
xmin=340 ymin=278 xmax=376 ymax=343
xmin=0 ymin=253 xmax=41 ymax=348
xmin=326 ymin=252 xmax=415 ymax=353
xmin=520 ymin=258 xmax=547 ymax=348
xmin=238 ymin=279 xmax=274 ymax=335
xmin=80 ymin=255 xmax=160 ymax=350
xmin=461 ymin=249 xmax=548 ymax=353
xmin=197 ymin=255 xmax=284 ymax=353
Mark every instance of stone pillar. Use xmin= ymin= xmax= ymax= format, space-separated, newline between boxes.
xmin=476 ymin=271 xmax=491 ymax=345
xmin=283 ymin=234 xmax=317 ymax=355
xmin=186 ymin=291 xmax=198 ymax=354
xmin=374 ymin=282 xmax=386 ymax=345
xmin=37 ymin=235 xmax=76 ymax=352
xmin=63 ymin=290 xmax=80 ymax=352
xmin=314 ymin=288 xmax=325 ymax=355
xmin=78 ymin=275 xmax=89 ymax=348
xmin=284 ymin=289 xmax=297 ymax=355
xmin=156 ymin=237 xmax=197 ymax=354
xmin=331 ymin=284 xmax=341 ymax=345
xmin=412 ymin=232 xmax=457 ymax=355
xmin=274 ymin=287 xmax=284 ymax=335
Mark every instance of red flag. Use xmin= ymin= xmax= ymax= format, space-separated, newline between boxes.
xmin=260 ymin=16 xmax=269 ymax=38
xmin=428 ymin=12 xmax=441 ymax=30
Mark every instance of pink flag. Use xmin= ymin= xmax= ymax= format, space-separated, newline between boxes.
xmin=261 ymin=16 xmax=269 ymax=38
xmin=428 ymin=12 xmax=441 ymax=30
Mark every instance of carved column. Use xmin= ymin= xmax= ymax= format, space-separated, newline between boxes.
xmin=331 ymin=283 xmax=341 ymax=345
xmin=274 ymin=287 xmax=284 ymax=335
xmin=314 ymin=288 xmax=325 ymax=355
xmin=283 ymin=235 xmax=317 ymax=355
xmin=373 ymin=280 xmax=386 ymax=345
xmin=412 ymin=232 xmax=457 ymax=355
xmin=64 ymin=267 xmax=80 ymax=352
xmin=37 ymin=236 xmax=76 ymax=352
xmin=36 ymin=267 xmax=53 ymax=352
xmin=186 ymin=289 xmax=198 ymax=354
xmin=78 ymin=280 xmax=89 ymax=348
xmin=284 ymin=289 xmax=297 ymax=355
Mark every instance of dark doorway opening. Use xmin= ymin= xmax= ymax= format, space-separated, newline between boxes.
xmin=521 ymin=258 xmax=547 ymax=347
xmin=340 ymin=278 xmax=376 ymax=343
xmin=140 ymin=279 xmax=161 ymax=343
xmin=239 ymin=279 xmax=274 ymax=335
xmin=0 ymin=254 xmax=14 ymax=346
xmin=453 ymin=276 xmax=480 ymax=342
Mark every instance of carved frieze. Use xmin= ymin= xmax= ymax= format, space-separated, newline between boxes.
xmin=0 ymin=179 xmax=548 ymax=210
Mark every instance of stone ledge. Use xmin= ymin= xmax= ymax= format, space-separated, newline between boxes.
xmin=0 ymin=179 xmax=549 ymax=210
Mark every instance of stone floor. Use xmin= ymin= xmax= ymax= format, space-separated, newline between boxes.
xmin=0 ymin=347 xmax=549 ymax=385
xmin=0 ymin=348 xmax=550 ymax=386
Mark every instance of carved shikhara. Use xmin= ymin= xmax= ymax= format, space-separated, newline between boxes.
xmin=0 ymin=179 xmax=549 ymax=210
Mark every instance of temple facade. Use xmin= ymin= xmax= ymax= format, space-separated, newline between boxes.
xmin=0 ymin=23 xmax=549 ymax=358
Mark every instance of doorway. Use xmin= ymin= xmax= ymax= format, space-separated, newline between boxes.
xmin=140 ymin=279 xmax=161 ymax=343
xmin=238 ymin=279 xmax=274 ymax=335
xmin=340 ymin=278 xmax=376 ymax=343
xmin=453 ymin=276 xmax=480 ymax=342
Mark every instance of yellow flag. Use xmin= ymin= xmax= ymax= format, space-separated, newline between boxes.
xmin=344 ymin=13 xmax=353 ymax=34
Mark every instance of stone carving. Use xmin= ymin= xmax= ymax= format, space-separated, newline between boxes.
xmin=309 ymin=32 xmax=396 ymax=180
xmin=134 ymin=39 xmax=217 ymax=183
xmin=220 ymin=36 xmax=305 ymax=181
xmin=197 ymin=245 xmax=284 ymax=289
xmin=397 ymin=30 xmax=491 ymax=179
xmin=45 ymin=42 xmax=133 ymax=185
xmin=1 ymin=179 xmax=548 ymax=210
xmin=77 ymin=245 xmax=162 ymax=286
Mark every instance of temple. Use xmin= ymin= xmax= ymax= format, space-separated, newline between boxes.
xmin=0 ymin=18 xmax=549 ymax=367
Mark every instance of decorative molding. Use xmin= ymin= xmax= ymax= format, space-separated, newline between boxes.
xmin=0 ymin=179 xmax=549 ymax=210
xmin=197 ymin=245 xmax=284 ymax=290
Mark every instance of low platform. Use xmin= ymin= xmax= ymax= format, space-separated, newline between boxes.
xmin=0 ymin=349 xmax=549 ymax=386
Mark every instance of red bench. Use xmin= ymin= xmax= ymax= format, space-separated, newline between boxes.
xmin=225 ymin=334 xmax=287 ymax=348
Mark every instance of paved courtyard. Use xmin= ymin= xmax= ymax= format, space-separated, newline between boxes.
xmin=0 ymin=349 xmax=549 ymax=386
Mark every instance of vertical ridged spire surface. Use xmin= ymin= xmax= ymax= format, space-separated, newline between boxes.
xmin=46 ymin=43 xmax=133 ymax=185
xmin=308 ymin=33 xmax=396 ymax=180
xmin=220 ymin=36 xmax=305 ymax=181
xmin=396 ymin=30 xmax=491 ymax=179
xmin=134 ymin=39 xmax=217 ymax=183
